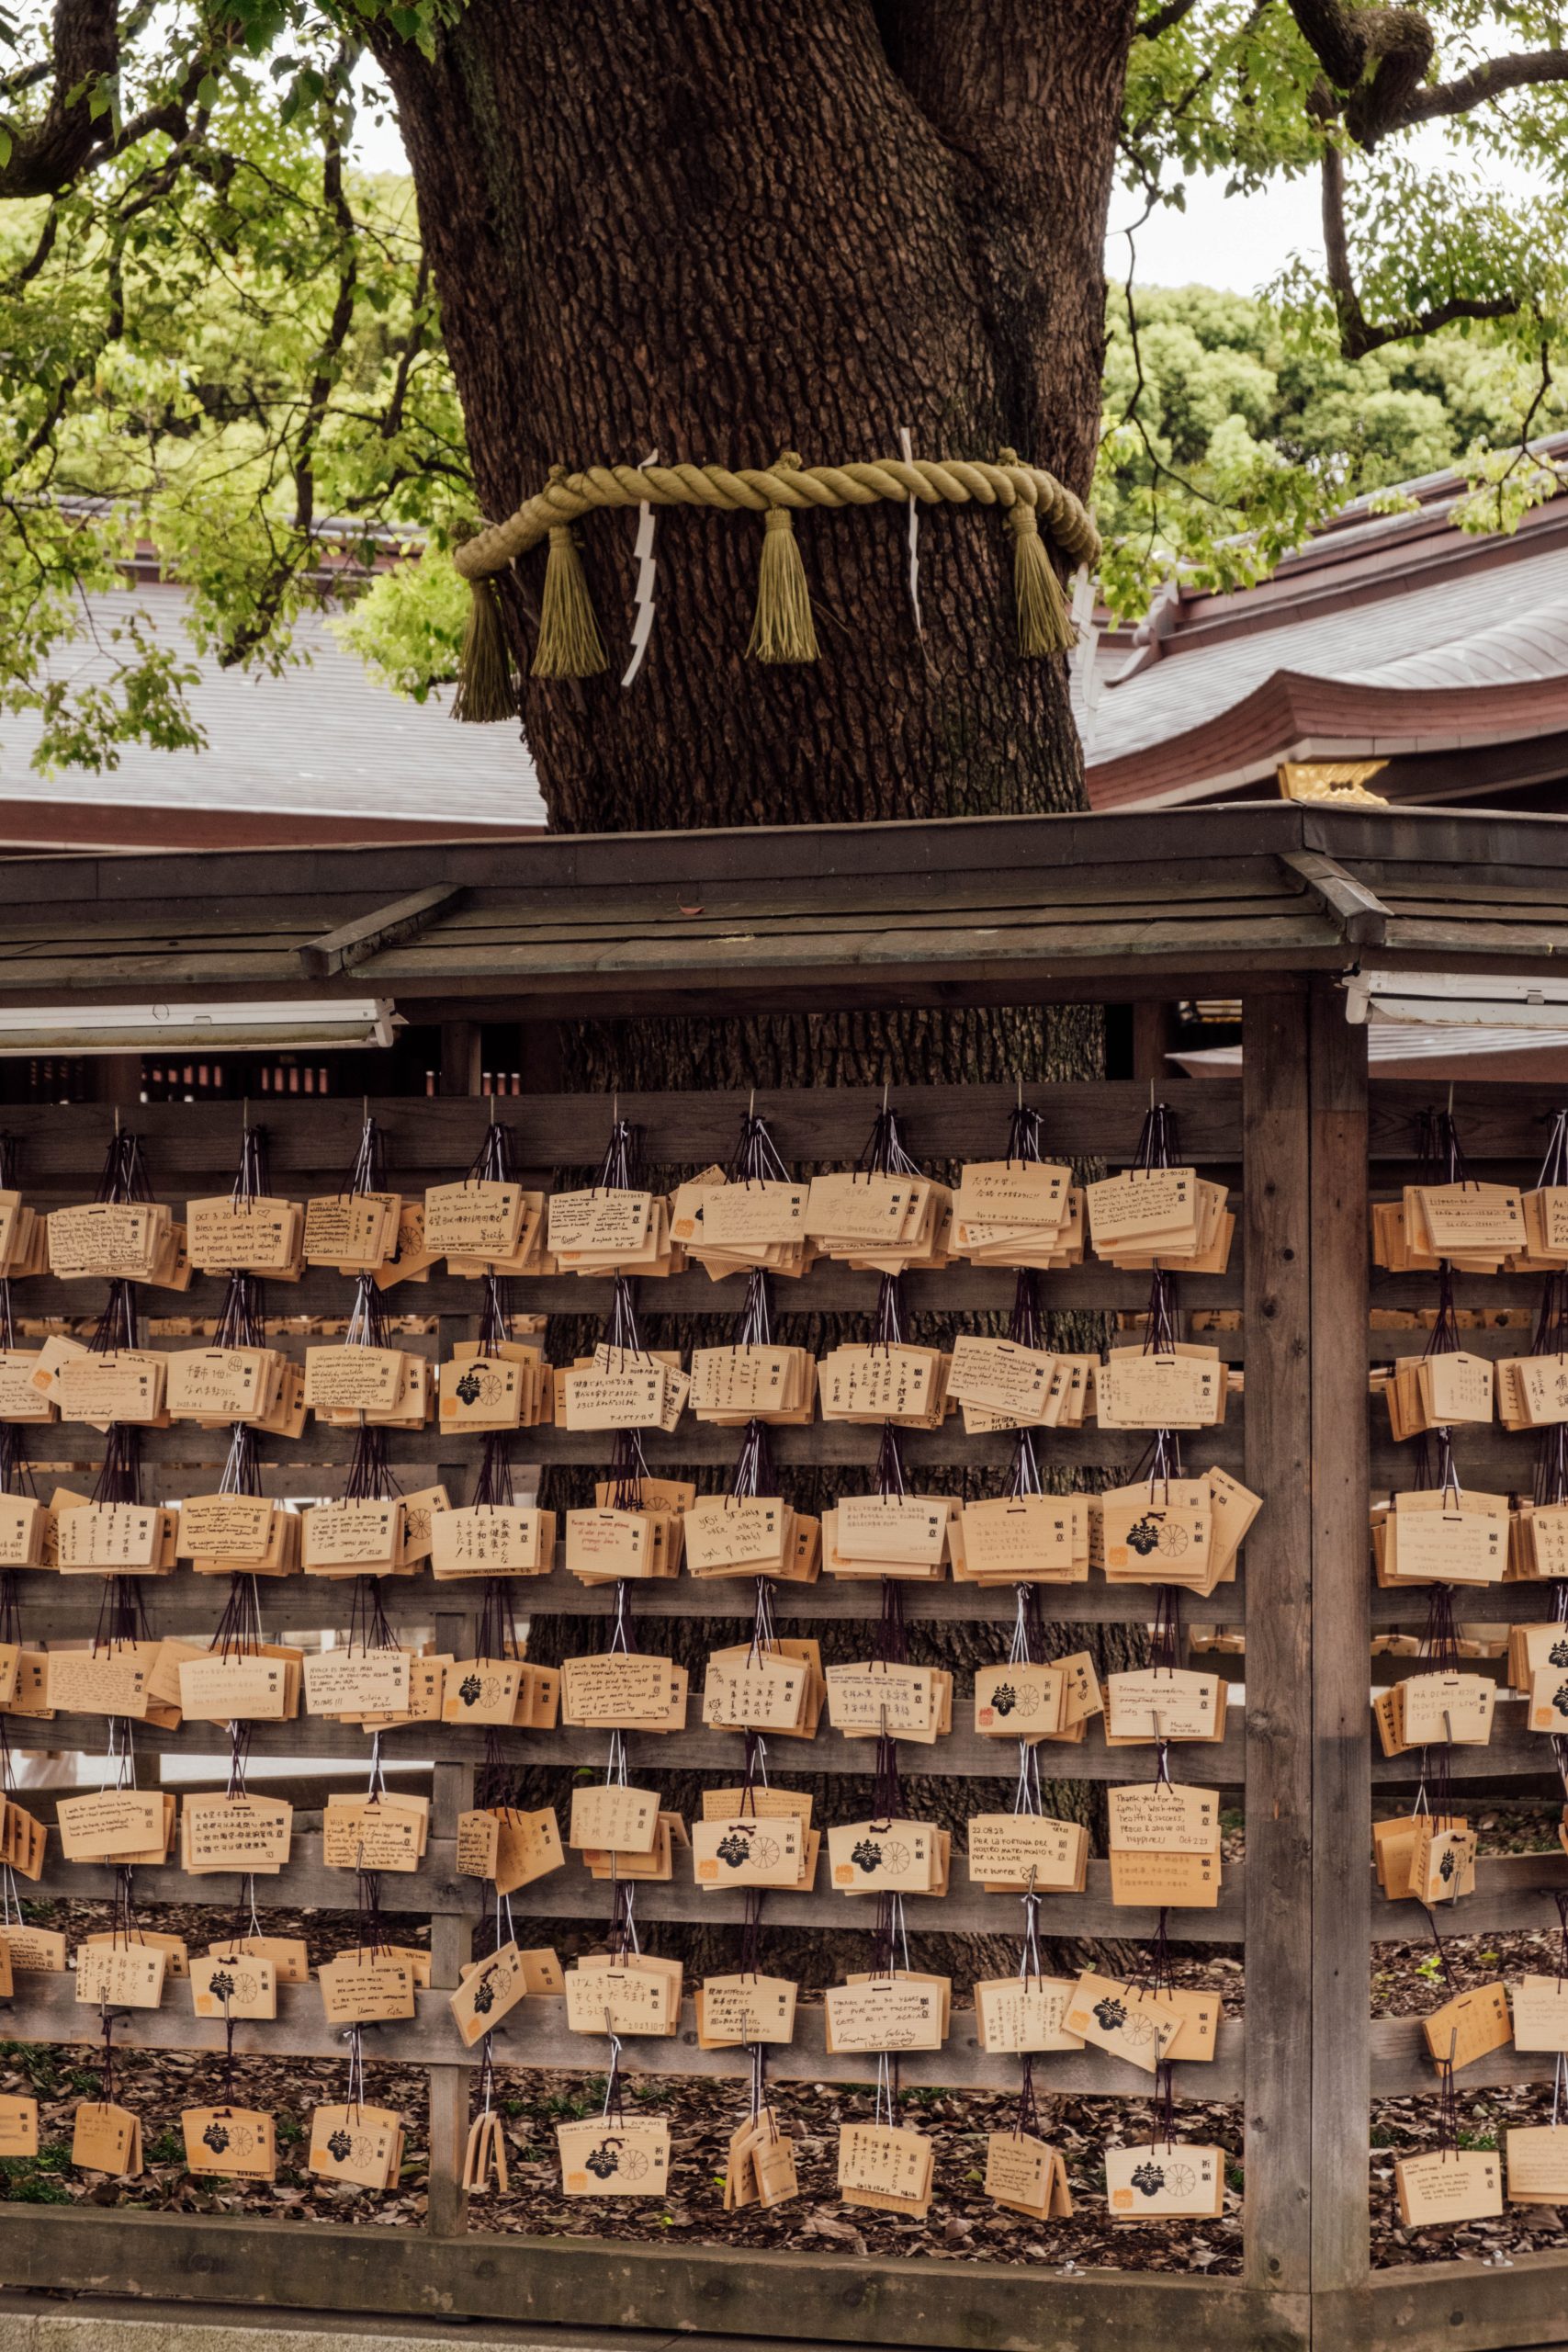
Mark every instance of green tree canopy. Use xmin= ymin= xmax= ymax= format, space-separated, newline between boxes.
xmin=0 ymin=0 xmax=1565 ymax=767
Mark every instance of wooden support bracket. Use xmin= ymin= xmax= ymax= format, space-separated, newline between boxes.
xmin=1278 ymin=850 xmax=1388 ymax=948
xmin=298 ymin=883 xmax=464 ymax=977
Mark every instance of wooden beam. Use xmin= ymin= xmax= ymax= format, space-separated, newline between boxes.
xmin=0 ymin=1702 xmax=1247 ymax=1783
xmin=0 ymin=1559 xmax=1249 ymax=1638
xmin=1321 ymin=2246 xmax=1568 ymax=2352
xmin=1308 ymin=984 xmax=1371 ymax=2304
xmin=0 ymin=1079 xmax=1249 ymax=1172
xmin=1241 ymin=988 xmax=1314 ymax=2301
xmin=0 ymin=2207 xmax=1311 ymax=2349
xmin=0 ymin=1973 xmax=1243 ymax=2098
xmin=297 ymin=884 xmax=463 ymax=978
xmin=1278 ymin=849 xmax=1388 ymax=946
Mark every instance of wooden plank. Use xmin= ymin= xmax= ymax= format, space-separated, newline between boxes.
xmin=0 ymin=802 xmax=1303 ymax=906
xmin=1241 ymin=989 xmax=1314 ymax=2301
xmin=1371 ymin=1584 xmax=1551 ymax=1628
xmin=26 ymin=1835 xmax=471 ymax=1915
xmin=436 ymin=858 xmax=1303 ymax=922
xmin=1322 ymin=2247 xmax=1568 ymax=2352
xmin=1369 ymin=1079 xmax=1568 ymax=1162
xmin=18 ymin=1848 xmax=1246 ymax=1944
xmin=0 ymin=1705 xmax=1247 ymax=1782
xmin=7 ymin=798 xmax=1568 ymax=929
xmin=1380 ymin=914 xmax=1568 ymax=956
xmin=1370 ymin=1430 xmax=1528 ymax=1487
xmin=361 ymin=910 xmax=1339 ymax=986
xmin=418 ymin=891 xmax=1323 ymax=950
xmin=1371 ymin=1701 xmax=1565 ymax=1781
xmin=1310 ymin=987 xmax=1372 ymax=2305
xmin=92 ymin=1417 xmax=1246 ymax=1472
xmin=511 ymin=1862 xmax=1247 ymax=1945
xmin=298 ymin=885 xmax=464 ymax=978
xmin=1372 ymin=2013 xmax=1568 ymax=2097
xmin=14 ymin=1256 xmax=1246 ymax=1320
xmin=1370 ymin=1851 xmax=1568 ymax=1939
xmin=0 ymin=2206 xmax=1308 ymax=2350
xmin=0 ymin=1972 xmax=1242 ymax=2098
xmin=0 ymin=1081 xmax=1246 ymax=1173
xmin=0 ymin=957 xmax=1340 ymax=1022
xmin=17 ymin=1561 xmax=1247 ymax=1636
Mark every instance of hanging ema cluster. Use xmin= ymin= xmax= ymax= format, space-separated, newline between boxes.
xmin=449 ymin=448 xmax=1101 ymax=716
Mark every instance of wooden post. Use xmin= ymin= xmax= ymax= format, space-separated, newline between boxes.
xmin=423 ymin=968 xmax=480 ymax=2243
xmin=1241 ymin=989 xmax=1314 ymax=2306
xmin=517 ymin=1020 xmax=563 ymax=1097
xmin=1132 ymin=1001 xmax=1179 ymax=1083
xmin=438 ymin=1021 xmax=481 ymax=1101
xmin=1307 ymin=981 xmax=1371 ymax=2300
xmin=427 ymin=1598 xmax=476 ymax=2236
xmin=90 ymin=1053 xmax=143 ymax=1108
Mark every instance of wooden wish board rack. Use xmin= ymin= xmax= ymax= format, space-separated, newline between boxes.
xmin=3 ymin=794 xmax=1568 ymax=2352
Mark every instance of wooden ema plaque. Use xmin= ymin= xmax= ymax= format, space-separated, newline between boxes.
xmin=1105 ymin=2142 xmax=1224 ymax=2218
xmin=557 ymin=2117 xmax=671 ymax=2198
xmin=1395 ymin=2148 xmax=1503 ymax=2225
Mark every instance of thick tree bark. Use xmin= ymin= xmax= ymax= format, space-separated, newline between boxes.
xmin=370 ymin=0 xmax=1134 ymax=835
xmin=375 ymin=2 xmax=1142 ymax=1989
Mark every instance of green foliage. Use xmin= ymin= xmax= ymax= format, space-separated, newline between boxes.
xmin=0 ymin=3 xmax=471 ymax=770
xmin=0 ymin=0 xmax=1563 ymax=728
xmin=0 ymin=2041 xmax=61 ymax=2097
xmin=0 ymin=2142 xmax=73 ymax=2200
xmin=333 ymin=551 xmax=469 ymax=698
xmin=1096 ymin=280 xmax=1564 ymax=616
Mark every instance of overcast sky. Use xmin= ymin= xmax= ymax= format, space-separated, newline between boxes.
xmin=348 ymin=94 xmax=1517 ymax=301
xmin=1105 ymin=172 xmax=1324 ymax=292
xmin=347 ymin=83 xmax=1326 ymax=297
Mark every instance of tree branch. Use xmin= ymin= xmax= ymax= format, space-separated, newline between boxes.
xmin=380 ymin=250 xmax=430 ymax=442
xmin=1404 ymin=45 xmax=1568 ymax=123
xmin=0 ymin=56 xmax=54 ymax=99
xmin=1287 ymin=2 xmax=1434 ymax=144
xmin=1 ymin=200 xmax=59 ymax=294
xmin=1320 ymin=141 xmax=1517 ymax=358
xmin=1287 ymin=0 xmax=1371 ymax=87
xmin=1289 ymin=1 xmax=1568 ymax=146
xmin=0 ymin=0 xmax=118 ymax=198
xmin=1135 ymin=0 xmax=1199 ymax=37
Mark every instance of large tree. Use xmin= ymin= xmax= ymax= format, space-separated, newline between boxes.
xmin=3 ymin=0 xmax=1563 ymax=1983
xmin=0 ymin=2 xmax=1562 ymax=808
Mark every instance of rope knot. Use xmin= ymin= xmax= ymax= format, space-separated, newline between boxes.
xmin=998 ymin=447 xmax=1020 ymax=467
xmin=774 ymin=450 xmax=803 ymax=472
xmin=547 ymin=463 xmax=569 ymax=486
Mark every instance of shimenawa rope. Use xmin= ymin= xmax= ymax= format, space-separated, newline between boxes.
xmin=450 ymin=447 xmax=1100 ymax=718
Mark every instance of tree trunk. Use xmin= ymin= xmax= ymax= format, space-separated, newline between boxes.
xmin=374 ymin=2 xmax=1143 ymax=1987
xmin=369 ymin=0 xmax=1134 ymax=832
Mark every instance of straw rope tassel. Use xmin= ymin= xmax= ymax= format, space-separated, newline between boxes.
xmin=448 ymin=447 xmax=1100 ymax=714
xmin=998 ymin=450 xmax=1076 ymax=658
xmin=533 ymin=515 xmax=608 ymax=681
xmin=452 ymin=576 xmax=515 ymax=724
xmin=747 ymin=455 xmax=818 ymax=664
